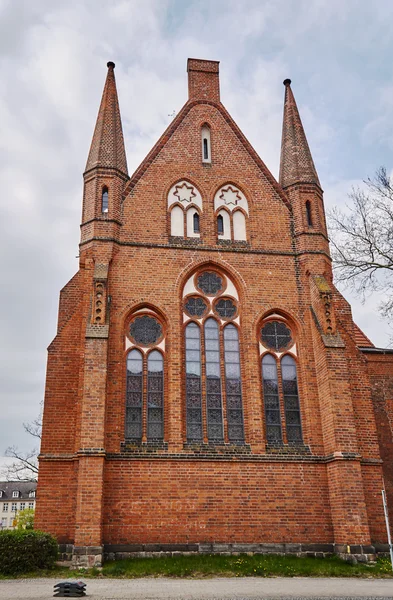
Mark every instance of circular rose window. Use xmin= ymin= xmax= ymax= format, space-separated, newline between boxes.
xmin=184 ymin=296 xmax=208 ymax=318
xmin=214 ymin=297 xmax=237 ymax=319
xmin=129 ymin=315 xmax=162 ymax=346
xmin=261 ymin=321 xmax=292 ymax=352
xmin=196 ymin=271 xmax=223 ymax=296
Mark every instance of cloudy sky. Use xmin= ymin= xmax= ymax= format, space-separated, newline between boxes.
xmin=1 ymin=0 xmax=393 ymax=457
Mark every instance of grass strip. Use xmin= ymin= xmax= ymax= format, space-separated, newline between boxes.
xmin=0 ymin=553 xmax=392 ymax=579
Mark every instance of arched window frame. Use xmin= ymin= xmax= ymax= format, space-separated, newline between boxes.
xmin=167 ymin=180 xmax=203 ymax=239
xmin=183 ymin=269 xmax=244 ymax=444
xmin=213 ymin=183 xmax=249 ymax=242
xmin=125 ymin=312 xmax=166 ymax=443
xmin=201 ymin=124 xmax=211 ymax=164
xmin=259 ymin=317 xmax=303 ymax=445
xmin=101 ymin=186 xmax=109 ymax=214
xmin=306 ymin=200 xmax=313 ymax=227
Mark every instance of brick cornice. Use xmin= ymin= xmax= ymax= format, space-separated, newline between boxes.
xmin=123 ymin=100 xmax=291 ymax=210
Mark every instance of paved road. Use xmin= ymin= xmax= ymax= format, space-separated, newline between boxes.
xmin=0 ymin=577 xmax=392 ymax=599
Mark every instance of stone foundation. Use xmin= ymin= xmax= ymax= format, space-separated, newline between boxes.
xmin=59 ymin=542 xmax=390 ymax=567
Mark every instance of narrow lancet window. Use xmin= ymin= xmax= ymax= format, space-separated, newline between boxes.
xmin=201 ymin=125 xmax=211 ymax=163
xmin=126 ymin=349 xmax=143 ymax=440
xmin=204 ymin=318 xmax=224 ymax=441
xmin=193 ymin=212 xmax=200 ymax=233
xmin=102 ymin=186 xmax=109 ymax=213
xmin=262 ymin=354 xmax=282 ymax=443
xmin=224 ymin=324 xmax=244 ymax=441
xmin=306 ymin=200 xmax=313 ymax=227
xmin=281 ymin=355 xmax=302 ymax=442
xmin=147 ymin=351 xmax=164 ymax=440
xmin=185 ymin=323 xmax=203 ymax=440
xmin=217 ymin=214 xmax=224 ymax=235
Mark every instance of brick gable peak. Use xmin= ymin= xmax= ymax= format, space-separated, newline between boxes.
xmin=84 ymin=62 xmax=128 ymax=177
xmin=124 ymin=59 xmax=291 ymax=209
xmin=279 ymin=79 xmax=320 ymax=189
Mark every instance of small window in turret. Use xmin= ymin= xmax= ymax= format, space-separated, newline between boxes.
xmin=201 ymin=125 xmax=211 ymax=163
xmin=306 ymin=200 xmax=312 ymax=227
xmin=102 ymin=187 xmax=109 ymax=213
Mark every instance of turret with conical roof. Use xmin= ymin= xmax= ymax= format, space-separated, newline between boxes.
xmin=279 ymin=79 xmax=320 ymax=189
xmin=279 ymin=78 xmax=330 ymax=276
xmin=81 ymin=62 xmax=129 ymax=247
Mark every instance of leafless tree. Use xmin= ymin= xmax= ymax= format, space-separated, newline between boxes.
xmin=1 ymin=413 xmax=41 ymax=482
xmin=328 ymin=167 xmax=393 ymax=324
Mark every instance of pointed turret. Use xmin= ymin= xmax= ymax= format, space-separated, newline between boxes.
xmin=80 ymin=62 xmax=129 ymax=248
xmin=279 ymin=79 xmax=320 ymax=189
xmin=85 ymin=62 xmax=128 ymax=176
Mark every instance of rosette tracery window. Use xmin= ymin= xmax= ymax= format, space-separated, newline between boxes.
xmin=259 ymin=318 xmax=302 ymax=444
xmin=183 ymin=270 xmax=244 ymax=443
xmin=125 ymin=313 xmax=165 ymax=442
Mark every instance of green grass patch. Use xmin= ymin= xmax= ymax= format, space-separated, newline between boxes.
xmin=0 ymin=553 xmax=392 ymax=579
xmin=102 ymin=553 xmax=393 ymax=578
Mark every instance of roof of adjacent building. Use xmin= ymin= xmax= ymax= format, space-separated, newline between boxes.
xmin=0 ymin=481 xmax=37 ymax=500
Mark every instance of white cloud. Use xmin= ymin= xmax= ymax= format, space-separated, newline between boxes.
xmin=1 ymin=0 xmax=393 ymax=456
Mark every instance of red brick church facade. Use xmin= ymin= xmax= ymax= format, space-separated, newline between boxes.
xmin=35 ymin=59 xmax=393 ymax=566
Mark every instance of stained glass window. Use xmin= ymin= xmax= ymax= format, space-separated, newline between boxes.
xmin=147 ymin=351 xmax=164 ymax=440
xmin=197 ymin=271 xmax=223 ymax=295
xmin=224 ymin=324 xmax=244 ymax=441
xmin=126 ymin=349 xmax=143 ymax=440
xmin=184 ymin=296 xmax=208 ymax=318
xmin=262 ymin=354 xmax=282 ymax=443
xmin=215 ymin=298 xmax=237 ymax=319
xmin=204 ymin=319 xmax=224 ymax=441
xmin=261 ymin=321 xmax=292 ymax=352
xmin=130 ymin=315 xmax=162 ymax=346
xmin=281 ymin=355 xmax=302 ymax=442
xmin=185 ymin=322 xmax=203 ymax=440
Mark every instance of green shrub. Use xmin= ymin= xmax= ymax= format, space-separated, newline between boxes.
xmin=0 ymin=530 xmax=58 ymax=574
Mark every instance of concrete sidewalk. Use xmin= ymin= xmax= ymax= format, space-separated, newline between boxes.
xmin=0 ymin=576 xmax=392 ymax=599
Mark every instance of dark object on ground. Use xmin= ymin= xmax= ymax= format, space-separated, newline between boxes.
xmin=53 ymin=581 xmax=86 ymax=597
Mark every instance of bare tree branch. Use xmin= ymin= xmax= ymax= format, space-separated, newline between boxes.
xmin=328 ymin=166 xmax=393 ymax=324
xmin=1 ymin=406 xmax=42 ymax=482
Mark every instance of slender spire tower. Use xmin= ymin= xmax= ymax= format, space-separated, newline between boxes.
xmin=279 ymin=79 xmax=320 ymax=189
xmin=279 ymin=79 xmax=330 ymax=275
xmin=81 ymin=62 xmax=128 ymax=246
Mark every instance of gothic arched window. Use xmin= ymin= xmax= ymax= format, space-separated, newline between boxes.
xmin=306 ymin=200 xmax=313 ymax=227
xmin=260 ymin=319 xmax=303 ymax=445
xmin=102 ymin=186 xmax=109 ymax=213
xmin=125 ymin=314 xmax=165 ymax=442
xmin=183 ymin=270 xmax=244 ymax=443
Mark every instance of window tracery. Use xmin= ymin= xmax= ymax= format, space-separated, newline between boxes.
xmin=259 ymin=318 xmax=302 ymax=444
xmin=125 ymin=312 xmax=165 ymax=442
xmin=183 ymin=269 xmax=244 ymax=443
xmin=214 ymin=185 xmax=248 ymax=241
xmin=168 ymin=180 xmax=202 ymax=238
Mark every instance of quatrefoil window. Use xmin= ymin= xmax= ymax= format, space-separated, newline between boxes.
xmin=261 ymin=321 xmax=292 ymax=352
xmin=214 ymin=298 xmax=237 ymax=319
xmin=129 ymin=316 xmax=162 ymax=346
xmin=184 ymin=296 xmax=208 ymax=318
xmin=196 ymin=271 xmax=223 ymax=295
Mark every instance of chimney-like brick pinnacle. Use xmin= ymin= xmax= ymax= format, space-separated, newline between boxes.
xmin=279 ymin=79 xmax=320 ymax=189
xmin=187 ymin=58 xmax=220 ymax=103
xmin=85 ymin=62 xmax=128 ymax=176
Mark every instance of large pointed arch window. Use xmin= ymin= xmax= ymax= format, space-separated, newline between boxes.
xmin=260 ymin=319 xmax=303 ymax=444
xmin=125 ymin=313 xmax=165 ymax=442
xmin=184 ymin=270 xmax=244 ymax=443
